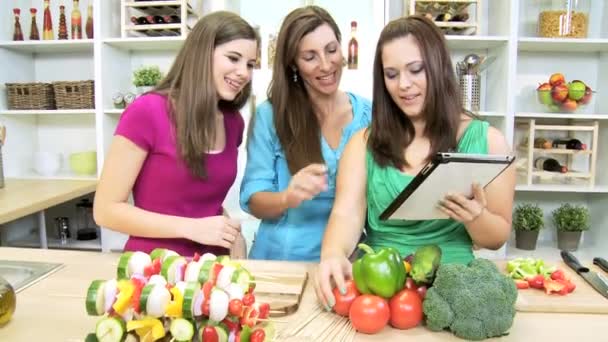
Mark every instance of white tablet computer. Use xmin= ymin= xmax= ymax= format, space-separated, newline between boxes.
xmin=379 ymin=153 xmax=515 ymax=221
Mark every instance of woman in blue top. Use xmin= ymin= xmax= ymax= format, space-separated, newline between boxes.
xmin=240 ymin=6 xmax=372 ymax=261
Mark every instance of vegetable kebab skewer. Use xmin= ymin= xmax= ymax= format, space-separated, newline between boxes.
xmin=86 ymin=249 xmax=278 ymax=342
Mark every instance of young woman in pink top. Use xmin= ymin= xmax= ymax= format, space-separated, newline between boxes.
xmin=94 ymin=12 xmax=259 ymax=258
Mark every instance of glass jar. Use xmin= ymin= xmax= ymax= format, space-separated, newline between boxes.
xmin=0 ymin=276 xmax=16 ymax=326
xmin=538 ymin=0 xmax=590 ymax=38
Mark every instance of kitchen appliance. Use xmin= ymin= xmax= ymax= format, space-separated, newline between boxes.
xmin=54 ymin=216 xmax=70 ymax=244
xmin=76 ymin=198 xmax=98 ymax=240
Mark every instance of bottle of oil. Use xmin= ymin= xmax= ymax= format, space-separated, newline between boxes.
xmin=0 ymin=276 xmax=16 ymax=326
xmin=347 ymin=21 xmax=358 ymax=70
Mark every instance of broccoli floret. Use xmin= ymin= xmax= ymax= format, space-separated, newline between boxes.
xmin=422 ymin=258 xmax=517 ymax=341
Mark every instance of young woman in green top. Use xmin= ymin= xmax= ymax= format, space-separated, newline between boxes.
xmin=313 ymin=15 xmax=516 ymax=309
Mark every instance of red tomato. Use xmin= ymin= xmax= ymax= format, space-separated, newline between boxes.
xmin=243 ymin=293 xmax=255 ymax=306
xmin=250 ymin=328 xmax=266 ymax=342
xmin=349 ymin=294 xmax=390 ymax=334
xmin=229 ymin=299 xmax=243 ymax=317
xmin=332 ymin=280 xmax=360 ymax=316
xmin=389 ymin=288 xmax=423 ymax=330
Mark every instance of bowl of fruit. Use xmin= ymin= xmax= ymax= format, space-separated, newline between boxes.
xmin=536 ymin=73 xmax=593 ymax=112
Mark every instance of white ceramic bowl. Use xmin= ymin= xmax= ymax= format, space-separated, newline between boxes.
xmin=33 ymin=152 xmax=62 ymax=176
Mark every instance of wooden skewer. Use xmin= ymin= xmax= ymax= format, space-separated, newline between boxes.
xmin=251 ymin=274 xmax=280 ymax=280
xmin=315 ymin=315 xmax=342 ymax=340
xmin=280 ymin=306 xmax=323 ymax=338
xmin=257 ymin=317 xmax=290 ymax=324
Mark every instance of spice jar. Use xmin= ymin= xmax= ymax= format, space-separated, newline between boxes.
xmin=538 ymin=0 xmax=590 ymax=38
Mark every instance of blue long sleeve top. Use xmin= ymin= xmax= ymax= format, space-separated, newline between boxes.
xmin=239 ymin=92 xmax=372 ymax=261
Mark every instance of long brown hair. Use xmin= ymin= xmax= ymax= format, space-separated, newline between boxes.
xmin=155 ymin=11 xmax=259 ymax=178
xmin=368 ymin=15 xmax=461 ymax=169
xmin=268 ymin=6 xmax=341 ymax=175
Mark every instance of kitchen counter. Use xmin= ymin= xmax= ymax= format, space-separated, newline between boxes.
xmin=0 ymin=178 xmax=98 ymax=225
xmin=0 ymin=179 xmax=98 ymax=249
xmin=0 ymin=247 xmax=606 ymax=342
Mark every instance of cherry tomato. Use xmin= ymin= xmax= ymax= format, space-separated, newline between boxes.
xmin=405 ymin=277 xmax=417 ymax=290
xmin=416 ymin=285 xmax=427 ymax=300
xmin=229 ymin=299 xmax=243 ymax=317
xmin=389 ymin=288 xmax=423 ymax=330
xmin=349 ymin=294 xmax=390 ymax=334
xmin=550 ymin=269 xmax=566 ymax=281
xmin=331 ymin=279 xmax=360 ymax=316
xmin=243 ymin=293 xmax=255 ymax=306
xmin=256 ymin=302 xmax=270 ymax=319
xmin=250 ymin=328 xmax=266 ymax=342
xmin=201 ymin=326 xmax=218 ymax=342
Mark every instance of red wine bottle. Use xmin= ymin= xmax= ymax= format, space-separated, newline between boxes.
xmin=131 ymin=16 xmax=151 ymax=25
xmin=152 ymin=15 xmax=165 ymax=24
xmin=552 ymin=138 xmax=587 ymax=150
xmin=535 ymin=157 xmax=568 ymax=173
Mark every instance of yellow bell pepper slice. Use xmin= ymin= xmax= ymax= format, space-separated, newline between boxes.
xmin=165 ymin=286 xmax=184 ymax=318
xmin=404 ymin=261 xmax=412 ymax=275
xmin=112 ymin=279 xmax=135 ymax=314
xmin=127 ymin=317 xmax=165 ymax=342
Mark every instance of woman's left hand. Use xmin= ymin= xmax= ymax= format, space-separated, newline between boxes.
xmin=439 ymin=183 xmax=487 ymax=224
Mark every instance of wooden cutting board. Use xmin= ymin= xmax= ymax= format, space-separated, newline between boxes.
xmin=495 ymin=260 xmax=608 ymax=314
xmin=243 ymin=260 xmax=309 ymax=317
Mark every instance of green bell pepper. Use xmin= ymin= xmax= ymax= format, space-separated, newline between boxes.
xmin=352 ymin=243 xmax=406 ymax=299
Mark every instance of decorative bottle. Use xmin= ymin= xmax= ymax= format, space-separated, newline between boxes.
xmin=29 ymin=8 xmax=40 ymax=40
xmin=85 ymin=4 xmax=94 ymax=39
xmin=58 ymin=5 xmax=68 ymax=40
xmin=71 ymin=0 xmax=83 ymax=39
xmin=347 ymin=21 xmax=358 ymax=70
xmin=43 ymin=0 xmax=54 ymax=40
xmin=13 ymin=9 xmax=24 ymax=41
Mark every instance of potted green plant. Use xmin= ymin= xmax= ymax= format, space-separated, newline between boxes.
xmin=552 ymin=203 xmax=590 ymax=251
xmin=132 ymin=65 xmax=163 ymax=94
xmin=513 ymin=203 xmax=544 ymax=250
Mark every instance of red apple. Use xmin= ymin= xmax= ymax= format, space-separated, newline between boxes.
xmin=578 ymin=86 xmax=593 ymax=105
xmin=549 ymin=73 xmax=565 ymax=86
xmin=537 ymin=82 xmax=553 ymax=105
xmin=551 ymin=84 xmax=569 ymax=103
xmin=561 ymin=98 xmax=578 ymax=112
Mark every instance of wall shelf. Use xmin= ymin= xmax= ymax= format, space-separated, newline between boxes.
xmin=103 ymin=37 xmax=185 ymax=51
xmin=0 ymin=109 xmax=96 ymax=116
xmin=0 ymin=40 xmax=94 ymax=53
xmin=518 ymin=38 xmax=608 ymax=53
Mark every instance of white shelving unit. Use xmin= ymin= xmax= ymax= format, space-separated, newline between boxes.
xmin=1 ymin=0 xmax=607 ymax=256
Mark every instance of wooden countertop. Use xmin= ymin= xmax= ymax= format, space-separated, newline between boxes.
xmin=0 ymin=247 xmax=606 ymax=342
xmin=0 ymin=178 xmax=98 ymax=224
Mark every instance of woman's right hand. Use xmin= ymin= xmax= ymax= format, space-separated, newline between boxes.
xmin=282 ymin=163 xmax=328 ymax=209
xmin=314 ymin=254 xmax=353 ymax=310
xmin=184 ymin=216 xmax=241 ymax=249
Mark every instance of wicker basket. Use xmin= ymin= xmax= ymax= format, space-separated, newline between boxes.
xmin=6 ymin=82 xmax=56 ymax=110
xmin=52 ymin=80 xmax=95 ymax=109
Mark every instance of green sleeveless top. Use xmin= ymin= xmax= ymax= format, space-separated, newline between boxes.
xmin=365 ymin=120 xmax=489 ymax=264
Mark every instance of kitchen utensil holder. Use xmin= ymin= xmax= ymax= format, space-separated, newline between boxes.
xmin=459 ymin=74 xmax=480 ymax=112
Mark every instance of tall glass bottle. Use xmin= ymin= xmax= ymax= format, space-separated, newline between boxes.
xmin=13 ymin=8 xmax=24 ymax=41
xmin=43 ymin=0 xmax=54 ymax=40
xmin=30 ymin=8 xmax=40 ymax=40
xmin=58 ymin=5 xmax=69 ymax=40
xmin=71 ymin=0 xmax=83 ymax=39
xmin=85 ymin=4 xmax=94 ymax=39
xmin=347 ymin=21 xmax=358 ymax=70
